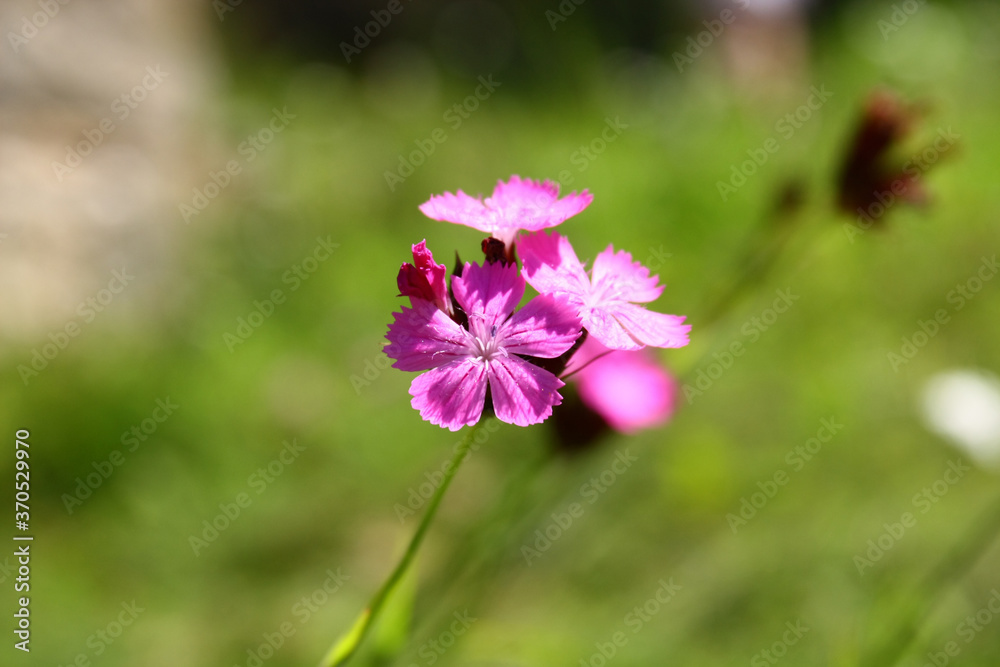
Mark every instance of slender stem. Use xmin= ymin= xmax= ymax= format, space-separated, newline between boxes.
xmin=860 ymin=490 xmax=1000 ymax=667
xmin=559 ymin=350 xmax=614 ymax=381
xmin=318 ymin=420 xmax=487 ymax=667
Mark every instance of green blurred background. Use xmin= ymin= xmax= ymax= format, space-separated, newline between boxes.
xmin=3 ymin=0 xmax=1000 ymax=665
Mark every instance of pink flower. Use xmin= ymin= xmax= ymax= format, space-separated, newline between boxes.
xmin=418 ymin=175 xmax=593 ymax=246
xmin=518 ymin=231 xmax=691 ymax=351
xmin=385 ymin=258 xmax=582 ymax=431
xmin=567 ymin=337 xmax=677 ymax=433
xmin=397 ymin=240 xmax=451 ymax=315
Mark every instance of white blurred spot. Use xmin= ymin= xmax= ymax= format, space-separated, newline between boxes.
xmin=922 ymin=370 xmax=1000 ymax=468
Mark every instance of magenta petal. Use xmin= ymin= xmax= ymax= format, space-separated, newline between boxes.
xmin=574 ymin=339 xmax=677 ymax=433
xmin=397 ymin=240 xmax=451 ymax=312
xmin=605 ymin=303 xmax=691 ymax=349
xmin=385 ymin=299 xmax=471 ymax=371
xmin=500 ymin=293 xmax=581 ymax=358
xmin=591 ymin=246 xmax=664 ymax=304
xmin=451 ymin=261 xmax=525 ymax=328
xmin=410 ymin=359 xmax=488 ymax=431
xmin=517 ymin=231 xmax=590 ymax=297
xmin=418 ymin=190 xmax=493 ymax=233
xmin=487 ymin=356 xmax=564 ymax=427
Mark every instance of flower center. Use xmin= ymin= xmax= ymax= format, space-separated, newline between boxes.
xmin=467 ymin=319 xmax=505 ymax=363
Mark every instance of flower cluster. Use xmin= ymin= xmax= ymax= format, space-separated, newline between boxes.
xmin=385 ymin=176 xmax=690 ymax=432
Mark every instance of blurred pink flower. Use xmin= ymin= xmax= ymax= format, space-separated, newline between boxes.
xmin=518 ymin=231 xmax=691 ymax=351
xmin=418 ymin=175 xmax=593 ymax=246
xmin=385 ymin=258 xmax=582 ymax=431
xmin=567 ymin=337 xmax=677 ymax=433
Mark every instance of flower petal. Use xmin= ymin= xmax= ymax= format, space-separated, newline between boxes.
xmin=486 ymin=175 xmax=593 ymax=232
xmin=451 ymin=261 xmax=525 ymax=329
xmin=590 ymin=302 xmax=690 ymax=350
xmin=385 ymin=299 xmax=471 ymax=371
xmin=591 ymin=246 xmax=664 ymax=304
xmin=573 ymin=339 xmax=677 ymax=433
xmin=397 ymin=240 xmax=451 ymax=312
xmin=419 ymin=176 xmax=593 ymax=240
xmin=418 ymin=190 xmax=493 ymax=233
xmin=500 ymin=293 xmax=581 ymax=358
xmin=517 ymin=231 xmax=590 ymax=298
xmin=581 ymin=307 xmax=645 ymax=351
xmin=487 ymin=356 xmax=564 ymax=427
xmin=410 ymin=359 xmax=488 ymax=431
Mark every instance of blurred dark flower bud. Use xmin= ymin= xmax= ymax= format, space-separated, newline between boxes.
xmin=836 ymin=89 xmax=946 ymax=229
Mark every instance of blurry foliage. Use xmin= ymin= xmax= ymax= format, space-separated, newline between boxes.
xmin=6 ymin=1 xmax=1000 ymax=666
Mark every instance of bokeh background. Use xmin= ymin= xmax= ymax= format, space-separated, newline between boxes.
xmin=3 ymin=0 xmax=1000 ymax=665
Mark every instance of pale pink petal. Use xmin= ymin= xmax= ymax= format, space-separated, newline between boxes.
xmin=573 ymin=339 xmax=677 ymax=433
xmin=499 ymin=293 xmax=581 ymax=358
xmin=487 ymin=356 xmax=565 ymax=427
xmin=410 ymin=359 xmax=488 ymax=431
xmin=517 ymin=231 xmax=590 ymax=297
xmin=581 ymin=307 xmax=645 ymax=351
xmin=385 ymin=299 xmax=471 ymax=371
xmin=451 ymin=261 xmax=524 ymax=329
xmin=486 ymin=175 xmax=593 ymax=232
xmin=418 ymin=190 xmax=494 ymax=233
xmin=397 ymin=240 xmax=451 ymax=312
xmin=419 ymin=176 xmax=593 ymax=240
xmin=591 ymin=246 xmax=664 ymax=304
xmin=604 ymin=302 xmax=691 ymax=349
xmin=534 ymin=190 xmax=595 ymax=230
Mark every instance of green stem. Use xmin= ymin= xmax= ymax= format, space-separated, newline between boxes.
xmin=318 ymin=420 xmax=487 ymax=667
xmin=860 ymin=490 xmax=1000 ymax=667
